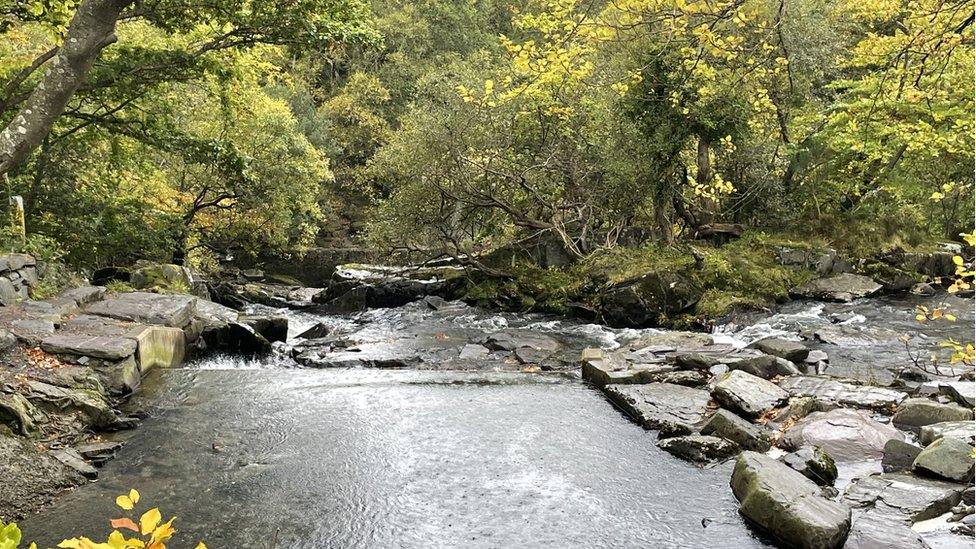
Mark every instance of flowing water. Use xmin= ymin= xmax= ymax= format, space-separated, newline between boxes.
xmin=20 ymin=293 xmax=974 ymax=548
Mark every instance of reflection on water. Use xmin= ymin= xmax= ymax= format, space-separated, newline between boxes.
xmin=22 ymin=369 xmax=770 ymax=549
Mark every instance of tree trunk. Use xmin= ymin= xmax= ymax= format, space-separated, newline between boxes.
xmin=696 ymin=135 xmax=717 ymax=224
xmin=0 ymin=0 xmax=130 ymax=177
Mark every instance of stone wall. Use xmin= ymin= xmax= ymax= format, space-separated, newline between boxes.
xmin=0 ymin=253 xmax=37 ymax=305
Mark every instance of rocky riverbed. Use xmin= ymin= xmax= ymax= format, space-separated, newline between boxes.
xmin=2 ymin=256 xmax=975 ymax=549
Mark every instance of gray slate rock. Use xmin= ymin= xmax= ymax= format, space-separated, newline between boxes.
xmin=700 ymin=408 xmax=771 ymax=451
xmin=41 ymin=334 xmax=137 ymax=361
xmin=749 ymin=338 xmax=810 ymax=363
xmin=779 ymin=408 xmax=903 ymax=462
xmin=920 ymin=421 xmax=975 ymax=446
xmin=712 ymin=370 xmax=788 ymax=418
xmin=892 ymin=398 xmax=973 ymax=431
xmin=791 ymin=273 xmax=883 ymax=302
xmin=843 ymin=510 xmax=931 ymax=549
xmin=59 ymin=286 xmax=107 ymax=307
xmin=75 ymin=441 xmax=123 ymax=465
xmin=882 ymin=439 xmax=924 ymax=473
xmin=51 ymin=448 xmax=98 ymax=479
xmin=938 ymin=381 xmax=976 ymax=408
xmin=779 ymin=376 xmax=907 ymax=411
xmin=912 ymin=437 xmax=975 ymax=483
xmin=86 ymin=292 xmax=197 ymax=327
xmin=603 ymin=382 xmax=711 ymax=430
xmin=844 ymin=472 xmax=963 ymax=522
xmin=484 ymin=332 xmax=559 ymax=352
xmin=781 ymin=446 xmax=839 ymax=486
xmin=296 ymin=322 xmax=331 ymax=340
xmin=458 ymin=343 xmax=490 ymax=360
xmin=658 ymin=435 xmax=740 ymax=464
xmin=731 ymin=451 xmax=852 ymax=549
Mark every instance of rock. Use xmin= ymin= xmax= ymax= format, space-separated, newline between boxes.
xmin=910 ymin=282 xmax=936 ymax=296
xmin=912 ymin=437 xmax=975 ymax=483
xmin=675 ymin=350 xmax=799 ymax=378
xmin=87 ymin=292 xmax=197 ymax=327
xmin=75 ymin=441 xmax=123 ymax=466
xmin=421 ymin=295 xmax=450 ymax=310
xmin=200 ymin=322 xmax=272 ymax=355
xmin=843 ymin=510 xmax=930 ymax=549
xmin=296 ymin=322 xmax=331 ymax=340
xmin=9 ymin=319 xmax=56 ymax=344
xmin=781 ymin=446 xmax=839 ymax=486
xmin=844 ymin=472 xmax=963 ymax=522
xmin=892 ymin=398 xmax=973 ymax=431
xmin=938 ymin=381 xmax=976 ymax=408
xmin=59 ymin=286 xmax=107 ymax=307
xmin=603 ymin=383 xmax=711 ymax=430
xmin=790 ymin=273 xmax=884 ymax=302
xmin=191 ymin=298 xmax=239 ymax=326
xmin=514 ymin=346 xmax=551 ymax=365
xmin=458 ymin=343 xmax=490 ymax=360
xmin=484 ymin=332 xmax=559 ymax=352
xmin=731 ymin=451 xmax=852 ymax=549
xmin=779 ymin=376 xmax=907 ymax=411
xmin=0 ymin=277 xmax=20 ymax=305
xmin=963 ymin=487 xmax=975 ymax=506
xmin=40 ymin=334 xmax=137 ymax=361
xmin=130 ymin=326 xmax=185 ymax=372
xmin=0 ymin=434 xmax=85 ymax=519
xmin=919 ymin=421 xmax=975 ymax=446
xmin=712 ymin=370 xmax=788 ymax=418
xmin=657 ymin=435 xmax=740 ymax=464
xmin=882 ymin=439 xmax=924 ymax=473
xmin=24 ymin=380 xmax=120 ymax=430
xmin=749 ymin=338 xmax=810 ymax=363
xmin=779 ymin=408 xmax=903 ymax=462
xmin=240 ymin=315 xmax=288 ymax=343
xmin=50 ymin=448 xmax=98 ymax=480
xmin=648 ymin=369 xmax=709 ymax=387
xmin=806 ymin=350 xmax=829 ymax=363
xmin=0 ymin=328 xmax=16 ymax=351
xmin=599 ymin=271 xmax=702 ymax=327
xmin=700 ymin=409 xmax=771 ymax=451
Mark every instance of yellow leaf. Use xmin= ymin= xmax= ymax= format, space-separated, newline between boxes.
xmin=140 ymin=508 xmax=162 ymax=536
xmin=115 ymin=496 xmax=134 ymax=511
xmin=944 ymin=314 xmax=957 ymax=321
xmin=194 ymin=544 xmax=207 ymax=549
xmin=128 ymin=490 xmax=139 ymax=505
xmin=952 ymin=255 xmax=964 ymax=266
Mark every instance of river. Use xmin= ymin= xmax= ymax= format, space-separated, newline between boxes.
xmin=20 ymin=293 xmax=974 ymax=547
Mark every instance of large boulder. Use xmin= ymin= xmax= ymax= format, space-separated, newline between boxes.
xmin=200 ymin=322 xmax=272 ymax=356
xmin=779 ymin=376 xmax=907 ymax=411
xmin=712 ymin=370 xmax=788 ymax=418
xmin=603 ymin=383 xmax=711 ymax=431
xmin=599 ymin=271 xmax=702 ymax=327
xmin=912 ymin=437 xmax=975 ymax=483
xmin=40 ymin=334 xmax=137 ymax=361
xmin=882 ymin=439 xmax=924 ymax=473
xmin=892 ymin=398 xmax=973 ymax=431
xmin=700 ymin=408 xmax=771 ymax=451
xmin=790 ymin=274 xmax=883 ymax=302
xmin=748 ymin=338 xmax=811 ymax=363
xmin=731 ymin=451 xmax=852 ymax=549
xmin=657 ymin=435 xmax=740 ymax=464
xmin=779 ymin=408 xmax=903 ymax=462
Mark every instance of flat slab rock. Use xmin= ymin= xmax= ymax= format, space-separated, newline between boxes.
xmin=920 ymin=420 xmax=975 ymax=446
xmin=712 ymin=370 xmax=788 ymax=418
xmin=779 ymin=408 xmax=903 ymax=462
xmin=779 ymin=376 xmax=906 ymax=411
xmin=40 ymin=333 xmax=137 ymax=360
xmin=731 ymin=451 xmax=852 ymax=549
xmin=86 ymin=292 xmax=197 ymax=327
xmin=603 ymin=382 xmax=711 ymax=430
xmin=791 ymin=273 xmax=883 ymax=302
xmin=844 ymin=472 xmax=964 ymax=522
xmin=844 ymin=509 xmax=931 ymax=549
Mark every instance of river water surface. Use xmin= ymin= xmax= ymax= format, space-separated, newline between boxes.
xmin=20 ymin=294 xmax=974 ymax=548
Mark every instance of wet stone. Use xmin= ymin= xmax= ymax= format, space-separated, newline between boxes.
xmin=700 ymin=408 xmax=771 ymax=452
xmin=748 ymin=337 xmax=810 ymax=363
xmin=712 ymin=370 xmax=788 ymax=418
xmin=912 ymin=437 xmax=975 ymax=483
xmin=50 ymin=448 xmax=97 ymax=480
xmin=603 ymin=382 xmax=711 ymax=430
xmin=458 ymin=343 xmax=490 ymax=360
xmin=843 ymin=510 xmax=930 ymax=549
xmin=843 ymin=472 xmax=964 ymax=522
xmin=778 ymin=376 xmax=907 ymax=411
xmin=919 ymin=421 xmax=975 ymax=446
xmin=790 ymin=273 xmax=883 ymax=302
xmin=892 ymin=398 xmax=973 ymax=431
xmin=657 ymin=435 xmax=740 ymax=464
xmin=779 ymin=408 xmax=902 ymax=462
xmin=75 ymin=441 xmax=123 ymax=466
xmin=780 ymin=446 xmax=838 ymax=486
xmin=882 ymin=439 xmax=923 ymax=473
xmin=484 ymin=332 xmax=559 ymax=352
xmin=938 ymin=381 xmax=976 ymax=408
